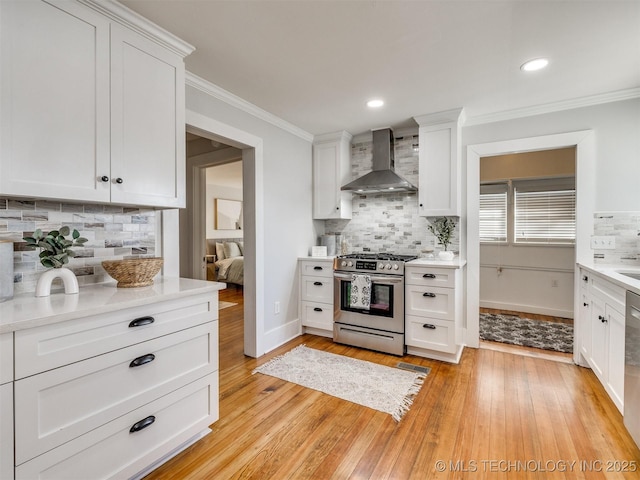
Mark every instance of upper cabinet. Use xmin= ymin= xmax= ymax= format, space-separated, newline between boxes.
xmin=414 ymin=108 xmax=465 ymax=217
xmin=313 ymin=131 xmax=352 ymax=220
xmin=0 ymin=0 xmax=194 ymax=208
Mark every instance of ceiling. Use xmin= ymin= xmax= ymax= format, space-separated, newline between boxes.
xmin=121 ymin=0 xmax=640 ymax=137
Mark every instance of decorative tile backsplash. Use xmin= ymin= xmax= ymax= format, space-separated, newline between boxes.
xmin=325 ymin=135 xmax=460 ymax=255
xmin=593 ymin=212 xmax=640 ymax=266
xmin=0 ymin=198 xmax=157 ymax=295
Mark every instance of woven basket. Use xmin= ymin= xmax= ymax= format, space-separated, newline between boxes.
xmin=102 ymin=258 xmax=163 ymax=288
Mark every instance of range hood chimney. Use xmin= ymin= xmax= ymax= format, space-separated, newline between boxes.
xmin=341 ymin=128 xmax=417 ymax=194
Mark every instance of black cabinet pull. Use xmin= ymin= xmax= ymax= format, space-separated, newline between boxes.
xmin=100 ymin=175 xmax=109 ymax=182
xmin=583 ymin=276 xmax=588 ymax=282
xmin=115 ymin=177 xmax=124 ymax=184
xmin=313 ymin=266 xmax=323 ymax=270
xmin=129 ymin=415 xmax=155 ymax=433
xmin=599 ymin=315 xmax=607 ymax=323
xmin=422 ymin=273 xmax=436 ymax=278
xmin=422 ymin=292 xmax=436 ymax=297
xmin=423 ymin=324 xmax=436 ymax=329
xmin=129 ymin=316 xmax=155 ymax=328
xmin=129 ymin=353 xmax=155 ymax=368
xmin=583 ymin=303 xmax=589 ymax=307
xmin=313 ymin=281 xmax=323 ymax=286
xmin=313 ymin=307 xmax=323 ymax=312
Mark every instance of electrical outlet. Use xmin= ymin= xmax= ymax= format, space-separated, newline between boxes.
xmin=551 ymin=279 xmax=559 ymax=288
xmin=590 ymin=236 xmax=616 ymax=250
xmin=274 ymin=301 xmax=280 ymax=314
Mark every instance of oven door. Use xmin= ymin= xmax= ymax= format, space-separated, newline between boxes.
xmin=333 ymin=272 xmax=404 ymax=333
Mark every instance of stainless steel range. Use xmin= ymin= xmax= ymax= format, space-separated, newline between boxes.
xmin=333 ymin=253 xmax=417 ymax=355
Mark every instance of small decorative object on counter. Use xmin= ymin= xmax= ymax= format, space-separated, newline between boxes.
xmin=23 ymin=226 xmax=88 ymax=297
xmin=102 ymin=258 xmax=164 ymax=288
xmin=0 ymin=240 xmax=14 ymax=302
xmin=427 ymin=217 xmax=456 ymax=260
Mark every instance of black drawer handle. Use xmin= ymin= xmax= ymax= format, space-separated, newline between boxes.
xmin=423 ymin=324 xmax=436 ymax=329
xmin=422 ymin=292 xmax=436 ymax=297
xmin=583 ymin=303 xmax=589 ymax=307
xmin=129 ymin=316 xmax=155 ymax=328
xmin=129 ymin=353 xmax=155 ymax=368
xmin=583 ymin=276 xmax=588 ymax=282
xmin=313 ymin=307 xmax=323 ymax=312
xmin=129 ymin=415 xmax=155 ymax=433
xmin=313 ymin=266 xmax=323 ymax=270
xmin=599 ymin=315 xmax=607 ymax=323
xmin=313 ymin=281 xmax=323 ymax=286
xmin=422 ymin=273 xmax=436 ymax=278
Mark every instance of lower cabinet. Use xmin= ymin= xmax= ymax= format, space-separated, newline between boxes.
xmin=1 ymin=382 xmax=13 ymax=480
xmin=404 ymin=263 xmax=464 ymax=363
xmin=299 ymin=258 xmax=334 ymax=337
xmin=579 ymin=268 xmax=625 ymax=412
xmin=9 ymin=290 xmax=220 ymax=480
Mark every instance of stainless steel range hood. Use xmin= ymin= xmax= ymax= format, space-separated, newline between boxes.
xmin=341 ymin=128 xmax=417 ymax=194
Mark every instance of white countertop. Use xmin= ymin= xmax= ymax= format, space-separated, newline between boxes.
xmin=0 ymin=277 xmax=226 ymax=334
xmin=578 ymin=263 xmax=640 ymax=296
xmin=407 ymin=257 xmax=467 ymax=269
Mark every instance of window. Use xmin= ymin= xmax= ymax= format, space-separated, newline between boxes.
xmin=514 ymin=180 xmax=575 ymax=244
xmin=479 ymin=183 xmax=507 ymax=242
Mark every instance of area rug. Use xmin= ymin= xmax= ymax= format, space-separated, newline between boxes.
xmin=252 ymin=345 xmax=427 ymax=421
xmin=219 ymin=301 xmax=237 ymax=310
xmin=479 ymin=313 xmax=573 ymax=353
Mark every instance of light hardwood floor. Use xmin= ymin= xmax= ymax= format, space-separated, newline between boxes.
xmin=144 ymin=288 xmax=640 ymax=479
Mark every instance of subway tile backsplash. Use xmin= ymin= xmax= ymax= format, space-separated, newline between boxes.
xmin=593 ymin=212 xmax=640 ymax=266
xmin=0 ymin=198 xmax=157 ymax=295
xmin=325 ymin=135 xmax=460 ymax=255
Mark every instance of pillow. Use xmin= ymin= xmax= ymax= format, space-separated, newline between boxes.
xmin=223 ymin=241 xmax=242 ymax=259
xmin=236 ymin=241 xmax=244 ymax=255
xmin=215 ymin=242 xmax=225 ymax=261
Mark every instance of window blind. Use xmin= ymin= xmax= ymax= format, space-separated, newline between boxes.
xmin=514 ymin=188 xmax=575 ymax=244
xmin=479 ymin=184 xmax=507 ymax=242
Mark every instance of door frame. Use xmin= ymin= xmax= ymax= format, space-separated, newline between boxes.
xmin=465 ymin=130 xmax=595 ymax=365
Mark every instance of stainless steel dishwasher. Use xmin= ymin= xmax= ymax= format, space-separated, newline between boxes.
xmin=625 ymin=290 xmax=640 ymax=448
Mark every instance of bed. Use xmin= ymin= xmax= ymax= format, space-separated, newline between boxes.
xmin=206 ymin=239 xmax=244 ymax=286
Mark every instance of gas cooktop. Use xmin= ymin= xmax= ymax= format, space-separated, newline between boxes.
xmin=337 ymin=253 xmax=418 ymax=262
xmin=334 ymin=252 xmax=418 ymax=275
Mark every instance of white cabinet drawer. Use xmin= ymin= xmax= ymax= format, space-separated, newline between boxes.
xmin=591 ymin=275 xmax=625 ymax=314
xmin=301 ymin=301 xmax=333 ymax=331
xmin=300 ymin=261 xmax=333 ymax=278
xmin=16 ymin=373 xmax=218 ymax=480
xmin=1 ymin=382 xmax=13 ymax=480
xmin=15 ymin=292 xmax=216 ymax=379
xmin=301 ymin=276 xmax=333 ymax=303
xmin=406 ymin=315 xmax=456 ymax=353
xmin=15 ymin=322 xmax=217 ymax=464
xmin=0 ymin=332 xmax=12 ymax=384
xmin=405 ymin=267 xmax=456 ymax=288
xmin=405 ymin=285 xmax=455 ymax=320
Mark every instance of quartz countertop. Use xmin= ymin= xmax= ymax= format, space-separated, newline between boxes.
xmin=0 ymin=277 xmax=226 ymax=334
xmin=407 ymin=257 xmax=467 ymax=269
xmin=578 ymin=263 xmax=640 ymax=296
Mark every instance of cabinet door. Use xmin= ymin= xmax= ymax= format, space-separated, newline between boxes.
xmin=0 ymin=0 xmax=111 ymax=203
xmin=589 ymin=297 xmax=608 ymax=382
xmin=0 ymin=383 xmax=13 ymax=480
xmin=607 ymin=305 xmax=625 ymax=411
xmin=312 ymin=133 xmax=352 ymax=220
xmin=110 ymin=24 xmax=186 ymax=208
xmin=579 ymin=292 xmax=592 ymax=361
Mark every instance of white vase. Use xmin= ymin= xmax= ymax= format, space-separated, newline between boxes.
xmin=35 ymin=268 xmax=79 ymax=297
xmin=438 ymin=250 xmax=455 ymax=261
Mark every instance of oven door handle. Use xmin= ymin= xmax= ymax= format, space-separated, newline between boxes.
xmin=333 ymin=272 xmax=403 ymax=284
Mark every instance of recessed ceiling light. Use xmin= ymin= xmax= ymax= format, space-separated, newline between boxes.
xmin=367 ymin=99 xmax=384 ymax=108
xmin=520 ymin=58 xmax=549 ymax=72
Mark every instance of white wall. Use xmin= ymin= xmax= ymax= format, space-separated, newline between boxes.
xmin=183 ymin=83 xmax=318 ymax=356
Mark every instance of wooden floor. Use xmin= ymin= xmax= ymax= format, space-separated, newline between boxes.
xmin=145 ymin=289 xmax=640 ymax=479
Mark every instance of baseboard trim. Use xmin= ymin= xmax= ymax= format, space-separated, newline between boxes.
xmin=263 ymin=318 xmax=302 ymax=355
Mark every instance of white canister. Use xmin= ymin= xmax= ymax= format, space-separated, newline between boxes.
xmin=0 ymin=241 xmax=14 ymax=302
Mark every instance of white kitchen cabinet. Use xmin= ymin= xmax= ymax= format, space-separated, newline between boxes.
xmin=0 ymin=332 xmax=12 ymax=385
xmin=405 ymin=262 xmax=464 ymax=363
xmin=1 ymin=332 xmax=13 ymax=480
xmin=414 ymin=108 xmax=464 ymax=217
xmin=299 ymin=258 xmax=334 ymax=337
xmin=579 ymin=267 xmax=626 ymax=412
xmin=7 ymin=288 xmax=219 ymax=479
xmin=313 ymin=131 xmax=352 ymax=219
xmin=0 ymin=0 xmax=192 ymax=208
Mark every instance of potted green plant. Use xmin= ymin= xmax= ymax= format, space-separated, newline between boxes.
xmin=427 ymin=217 xmax=456 ymax=260
xmin=23 ymin=226 xmax=88 ymax=297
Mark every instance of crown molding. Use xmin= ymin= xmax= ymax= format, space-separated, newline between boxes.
xmin=79 ymin=0 xmax=195 ymax=57
xmin=466 ymin=88 xmax=640 ymax=126
xmin=185 ymin=72 xmax=314 ymax=143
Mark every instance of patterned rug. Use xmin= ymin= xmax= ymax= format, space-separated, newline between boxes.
xmin=252 ymin=345 xmax=428 ymax=421
xmin=480 ymin=313 xmax=573 ymax=353
xmin=219 ymin=301 xmax=237 ymax=310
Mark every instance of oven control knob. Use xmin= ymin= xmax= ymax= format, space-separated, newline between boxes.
xmin=386 ymin=264 xmax=392 ymax=270
xmin=393 ymin=264 xmax=399 ymax=270
xmin=347 ymin=261 xmax=353 ymax=267
xmin=379 ymin=263 xmax=385 ymax=269
xmin=341 ymin=261 xmax=347 ymax=267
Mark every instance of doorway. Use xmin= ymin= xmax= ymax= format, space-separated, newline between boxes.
xmin=466 ymin=130 xmax=596 ymax=366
